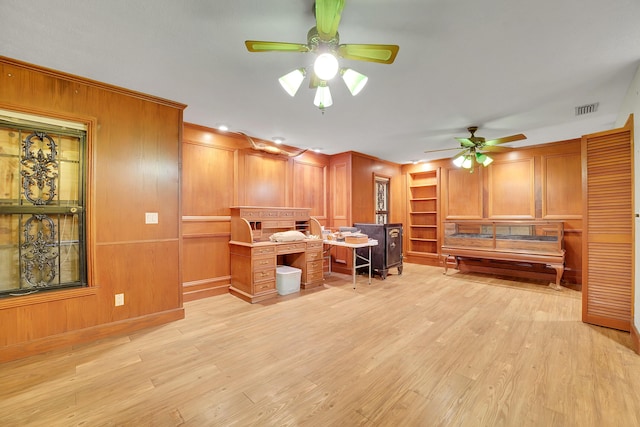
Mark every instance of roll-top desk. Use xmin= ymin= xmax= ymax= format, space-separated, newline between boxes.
xmin=229 ymin=207 xmax=323 ymax=303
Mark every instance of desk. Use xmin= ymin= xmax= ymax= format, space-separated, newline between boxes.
xmin=229 ymin=239 xmax=324 ymax=303
xmin=323 ymin=239 xmax=378 ymax=288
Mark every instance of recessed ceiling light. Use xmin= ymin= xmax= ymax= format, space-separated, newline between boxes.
xmin=272 ymin=137 xmax=285 ymax=144
xmin=312 ymin=147 xmax=322 ymax=153
xmin=217 ymin=124 xmax=229 ymax=131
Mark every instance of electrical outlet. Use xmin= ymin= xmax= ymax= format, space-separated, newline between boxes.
xmin=145 ymin=212 xmax=158 ymax=224
xmin=115 ymin=293 xmax=124 ymax=306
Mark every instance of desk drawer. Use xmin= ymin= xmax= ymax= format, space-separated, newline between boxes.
xmin=254 ymin=268 xmax=275 ymax=283
xmin=277 ymin=242 xmax=306 ymax=254
xmin=307 ymin=260 xmax=323 ymax=273
xmin=253 ymin=257 xmax=276 ymax=270
xmin=305 ymin=269 xmax=323 ymax=283
xmin=252 ymin=246 xmax=276 ymax=256
xmin=306 ymin=250 xmax=322 ymax=262
xmin=306 ymin=240 xmax=323 ymax=250
xmin=254 ymin=280 xmax=276 ymax=294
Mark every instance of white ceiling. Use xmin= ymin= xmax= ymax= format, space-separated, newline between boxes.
xmin=1 ymin=0 xmax=639 ymax=164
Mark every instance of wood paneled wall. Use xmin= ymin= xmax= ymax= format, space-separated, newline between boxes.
xmin=404 ymin=139 xmax=583 ymax=284
xmin=325 ymin=152 xmax=403 ymax=274
xmin=0 ymin=57 xmax=185 ymax=362
xmin=180 ymin=124 xmax=330 ymax=300
xmin=181 ymin=143 xmax=403 ymax=283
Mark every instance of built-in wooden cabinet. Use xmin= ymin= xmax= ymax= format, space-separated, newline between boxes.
xmin=407 ymin=169 xmax=440 ymax=262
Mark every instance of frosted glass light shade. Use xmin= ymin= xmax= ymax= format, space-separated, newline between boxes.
xmin=313 ymin=84 xmax=333 ymax=109
xmin=462 ymin=156 xmax=473 ymax=169
xmin=453 ymin=154 xmax=465 ymax=167
xmin=314 ymin=53 xmax=339 ymax=81
xmin=278 ymin=68 xmax=306 ymax=96
xmin=341 ymin=68 xmax=368 ymax=96
xmin=475 ymin=152 xmax=493 ymax=166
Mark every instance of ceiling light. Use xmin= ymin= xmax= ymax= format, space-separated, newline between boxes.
xmin=314 ymin=53 xmax=339 ymax=81
xmin=314 ymin=84 xmax=333 ymax=110
xmin=341 ymin=68 xmax=368 ymax=96
xmin=461 ymin=155 xmax=473 ymax=169
xmin=278 ymin=68 xmax=306 ymax=96
xmin=476 ymin=152 xmax=493 ymax=167
xmin=272 ymin=137 xmax=285 ymax=144
xmin=453 ymin=154 xmax=465 ymax=167
xmin=217 ymin=124 xmax=229 ymax=132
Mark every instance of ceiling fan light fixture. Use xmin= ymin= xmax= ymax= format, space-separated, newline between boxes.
xmin=341 ymin=68 xmax=368 ymax=96
xmin=278 ymin=68 xmax=306 ymax=96
xmin=480 ymin=154 xmax=493 ymax=167
xmin=313 ymin=83 xmax=333 ymax=109
xmin=475 ymin=152 xmax=494 ymax=167
xmin=453 ymin=153 xmax=465 ymax=167
xmin=314 ymin=53 xmax=339 ymax=81
xmin=462 ymin=155 xmax=473 ymax=169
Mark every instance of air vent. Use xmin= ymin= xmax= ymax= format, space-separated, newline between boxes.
xmin=575 ymin=102 xmax=599 ymax=116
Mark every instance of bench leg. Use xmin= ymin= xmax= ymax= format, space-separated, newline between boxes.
xmin=548 ymin=264 xmax=564 ymax=291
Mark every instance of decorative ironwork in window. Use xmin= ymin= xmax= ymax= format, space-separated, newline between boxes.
xmin=375 ymin=176 xmax=390 ymax=224
xmin=0 ymin=117 xmax=86 ymax=296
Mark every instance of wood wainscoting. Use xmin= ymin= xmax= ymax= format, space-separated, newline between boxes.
xmin=0 ymin=57 xmax=185 ymax=362
xmin=181 ymin=216 xmax=232 ymax=301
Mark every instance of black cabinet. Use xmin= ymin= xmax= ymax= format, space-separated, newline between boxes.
xmin=354 ymin=223 xmax=403 ymax=279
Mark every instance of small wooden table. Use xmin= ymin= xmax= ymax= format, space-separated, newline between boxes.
xmin=323 ymin=239 xmax=378 ymax=289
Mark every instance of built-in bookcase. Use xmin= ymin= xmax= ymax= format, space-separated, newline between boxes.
xmin=407 ymin=169 xmax=439 ymax=261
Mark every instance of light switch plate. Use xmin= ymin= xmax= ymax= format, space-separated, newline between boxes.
xmin=145 ymin=212 xmax=158 ymax=224
xmin=115 ymin=293 xmax=124 ymax=306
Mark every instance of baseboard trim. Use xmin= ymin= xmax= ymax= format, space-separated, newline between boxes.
xmin=632 ymin=321 xmax=640 ymax=355
xmin=0 ymin=307 xmax=185 ymax=363
xmin=184 ymin=285 xmax=229 ymax=302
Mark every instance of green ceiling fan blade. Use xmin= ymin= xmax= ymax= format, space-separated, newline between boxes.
xmin=315 ymin=0 xmax=345 ymax=41
xmin=245 ymin=40 xmax=309 ymax=53
xmin=338 ymin=43 xmax=399 ymax=64
xmin=455 ymin=137 xmax=476 ymax=148
xmin=484 ymin=133 xmax=526 ymax=146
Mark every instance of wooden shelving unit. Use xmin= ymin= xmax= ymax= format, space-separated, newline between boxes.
xmin=407 ymin=169 xmax=439 ymax=263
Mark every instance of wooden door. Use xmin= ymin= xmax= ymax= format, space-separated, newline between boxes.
xmin=582 ymin=117 xmax=634 ymax=331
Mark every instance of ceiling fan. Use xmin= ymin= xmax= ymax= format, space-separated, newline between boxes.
xmin=245 ymin=0 xmax=399 ymax=110
xmin=424 ymin=126 xmax=527 ymax=172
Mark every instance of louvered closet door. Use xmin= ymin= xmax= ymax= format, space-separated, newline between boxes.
xmin=582 ymin=121 xmax=634 ymax=331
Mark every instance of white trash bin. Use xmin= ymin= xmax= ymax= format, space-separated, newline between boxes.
xmin=276 ymin=265 xmax=302 ymax=295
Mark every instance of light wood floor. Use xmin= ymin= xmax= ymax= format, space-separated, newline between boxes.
xmin=2 ymin=264 xmax=639 ymax=426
